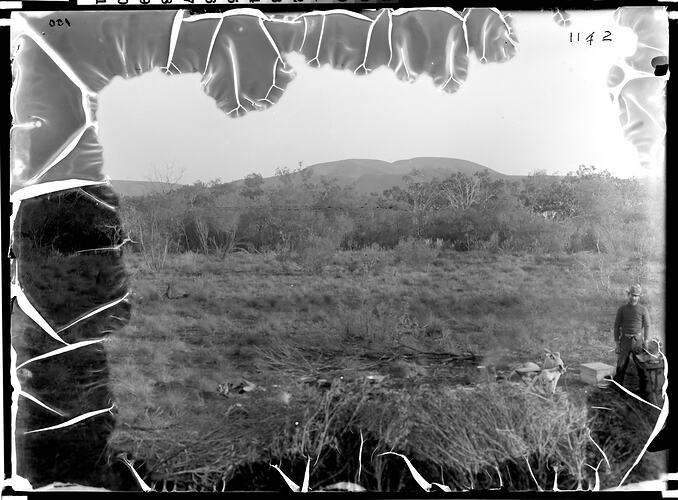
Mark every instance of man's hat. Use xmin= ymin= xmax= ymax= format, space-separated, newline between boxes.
xmin=626 ymin=284 xmax=642 ymax=296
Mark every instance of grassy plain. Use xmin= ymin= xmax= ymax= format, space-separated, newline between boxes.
xmin=106 ymin=248 xmax=665 ymax=491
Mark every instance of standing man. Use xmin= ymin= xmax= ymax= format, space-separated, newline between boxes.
xmin=613 ymin=284 xmax=651 ymax=388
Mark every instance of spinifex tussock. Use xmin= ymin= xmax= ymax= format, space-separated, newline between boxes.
xmin=171 ymin=380 xmax=595 ymax=491
xmin=405 ymin=382 xmax=590 ymax=490
xmin=111 ymin=371 xmax=659 ymax=492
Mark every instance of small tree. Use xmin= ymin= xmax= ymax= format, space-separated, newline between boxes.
xmin=240 ymin=173 xmax=265 ymax=200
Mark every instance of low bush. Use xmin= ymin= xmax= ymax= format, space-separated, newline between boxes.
xmin=297 ymin=235 xmax=337 ymax=274
xmin=394 ymin=238 xmax=439 ymax=268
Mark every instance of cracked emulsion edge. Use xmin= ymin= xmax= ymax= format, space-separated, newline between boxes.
xmin=4 ymin=7 xmax=668 ymax=492
xmin=6 ymin=14 xmax=126 ymax=490
xmin=7 ymin=178 xmax=119 ymax=492
xmin=614 ymin=349 xmax=669 ymax=490
xmin=607 ymin=8 xmax=668 ymax=489
xmin=610 ymin=7 xmax=668 ymax=173
xmin=10 ymin=15 xmax=97 ymax=187
xmin=164 ymin=10 xmax=185 ymax=75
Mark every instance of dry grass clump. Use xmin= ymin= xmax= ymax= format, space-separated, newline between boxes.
xmin=394 ymin=238 xmax=439 ymax=268
xmin=408 ymin=382 xmax=590 ymax=490
xmin=122 ymin=380 xmax=596 ymax=492
xmin=297 ymin=235 xmax=337 ymax=274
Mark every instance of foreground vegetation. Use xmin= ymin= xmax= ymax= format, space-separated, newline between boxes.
xmin=105 ymin=249 xmax=664 ymax=490
xmin=12 ymin=165 xmax=665 ymax=490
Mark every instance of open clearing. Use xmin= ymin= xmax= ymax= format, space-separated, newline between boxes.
xmin=104 ymin=249 xmax=665 ymax=491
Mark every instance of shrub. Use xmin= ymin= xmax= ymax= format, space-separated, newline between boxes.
xmin=356 ymin=243 xmax=386 ymax=275
xmin=298 ymin=235 xmax=337 ymax=274
xmin=394 ymin=237 xmax=439 ymax=268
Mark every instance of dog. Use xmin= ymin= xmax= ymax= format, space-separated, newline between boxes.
xmin=529 ymin=350 xmax=566 ymax=395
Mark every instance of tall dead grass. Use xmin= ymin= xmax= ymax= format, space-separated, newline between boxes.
xmin=128 ymin=380 xmax=593 ymax=491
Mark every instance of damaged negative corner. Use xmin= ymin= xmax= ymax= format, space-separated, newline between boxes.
xmin=608 ymin=7 xmax=668 ymax=176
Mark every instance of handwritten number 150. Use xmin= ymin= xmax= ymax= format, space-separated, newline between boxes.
xmin=49 ymin=18 xmax=71 ymax=27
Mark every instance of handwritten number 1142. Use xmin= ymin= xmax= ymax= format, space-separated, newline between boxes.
xmin=570 ymin=31 xmax=612 ymax=45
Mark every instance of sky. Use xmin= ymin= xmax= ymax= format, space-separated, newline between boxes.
xmin=97 ymin=9 xmax=650 ymax=184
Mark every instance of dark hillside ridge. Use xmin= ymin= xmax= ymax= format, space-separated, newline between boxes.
xmin=233 ymin=157 xmax=530 ymax=195
xmin=110 ymin=180 xmax=178 ymax=198
xmin=112 ymin=157 xmax=543 ymax=197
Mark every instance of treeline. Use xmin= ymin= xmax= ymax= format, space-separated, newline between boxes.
xmin=116 ymin=165 xmax=662 ymax=268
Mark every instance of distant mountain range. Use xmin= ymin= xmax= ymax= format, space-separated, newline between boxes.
xmin=110 ymin=179 xmax=177 ymax=197
xmin=112 ymin=157 xmax=523 ymax=197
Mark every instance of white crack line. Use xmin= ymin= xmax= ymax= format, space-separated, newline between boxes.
xmin=164 ymin=61 xmax=181 ymax=76
xmin=259 ymin=17 xmax=284 ymax=60
xmin=307 ymin=14 xmax=326 ymax=68
xmin=617 ymin=349 xmax=669 ymax=489
xmin=461 ymin=11 xmax=470 ymax=59
xmin=623 ymin=90 xmax=667 ymax=133
xmin=390 ymin=6 xmax=471 ymax=60
xmin=587 ymin=429 xmax=611 ymax=470
xmin=552 ymin=464 xmax=560 ymax=491
xmin=185 ymin=8 xmax=273 ymax=23
xmin=55 ymin=292 xmax=130 ymax=335
xmin=76 ymin=187 xmax=117 ymax=212
xmin=112 ymin=27 xmax=129 ymax=79
xmin=10 ymin=178 xmax=107 ymax=204
xmin=16 ymin=338 xmax=106 ymax=370
xmin=607 ymin=377 xmax=662 ymax=411
xmin=118 ymin=455 xmax=153 ymax=492
xmin=258 ymin=17 xmax=289 ymax=105
xmin=12 ymin=284 xmax=70 ymax=346
xmin=398 ymin=45 xmax=412 ymax=81
xmin=25 ymin=128 xmax=92 ymax=186
xmin=224 ymin=39 xmax=246 ymax=117
xmin=434 ymin=8 xmax=472 ymax=60
xmin=165 ymin=10 xmax=185 ymax=74
xmin=10 ymin=118 xmax=43 ymax=131
xmin=9 ymin=347 xmax=25 ymax=484
xmin=378 ymin=452 xmax=451 ymax=492
xmin=490 ymin=7 xmax=519 ymax=49
xmin=24 ymin=405 xmax=115 ymax=435
xmin=524 ymin=456 xmax=543 ymax=491
xmin=291 ymin=10 xmax=379 ymax=70
xmin=200 ymin=68 xmax=216 ymax=92
xmin=19 ymin=391 xmax=66 ymax=417
xmin=442 ymin=34 xmax=463 ymax=91
xmin=9 ymin=179 xmax=109 ymax=253
xmin=478 ymin=13 xmax=490 ymax=64
xmin=9 ymin=41 xmax=23 ymax=121
xmin=357 ymin=429 xmax=364 ymax=482
xmin=300 ymin=16 xmax=308 ymax=53
xmin=637 ymin=41 xmax=666 ymax=53
xmin=204 ymin=17 xmax=224 ymax=77
xmin=242 ymin=95 xmax=257 ymax=108
xmin=386 ymin=9 xmax=394 ymax=67
xmin=584 ymin=460 xmax=602 ymax=491
xmin=354 ymin=9 xmax=385 ymax=75
xmin=553 ymin=9 xmax=568 ymax=26
xmin=293 ymin=9 xmax=373 ymax=23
